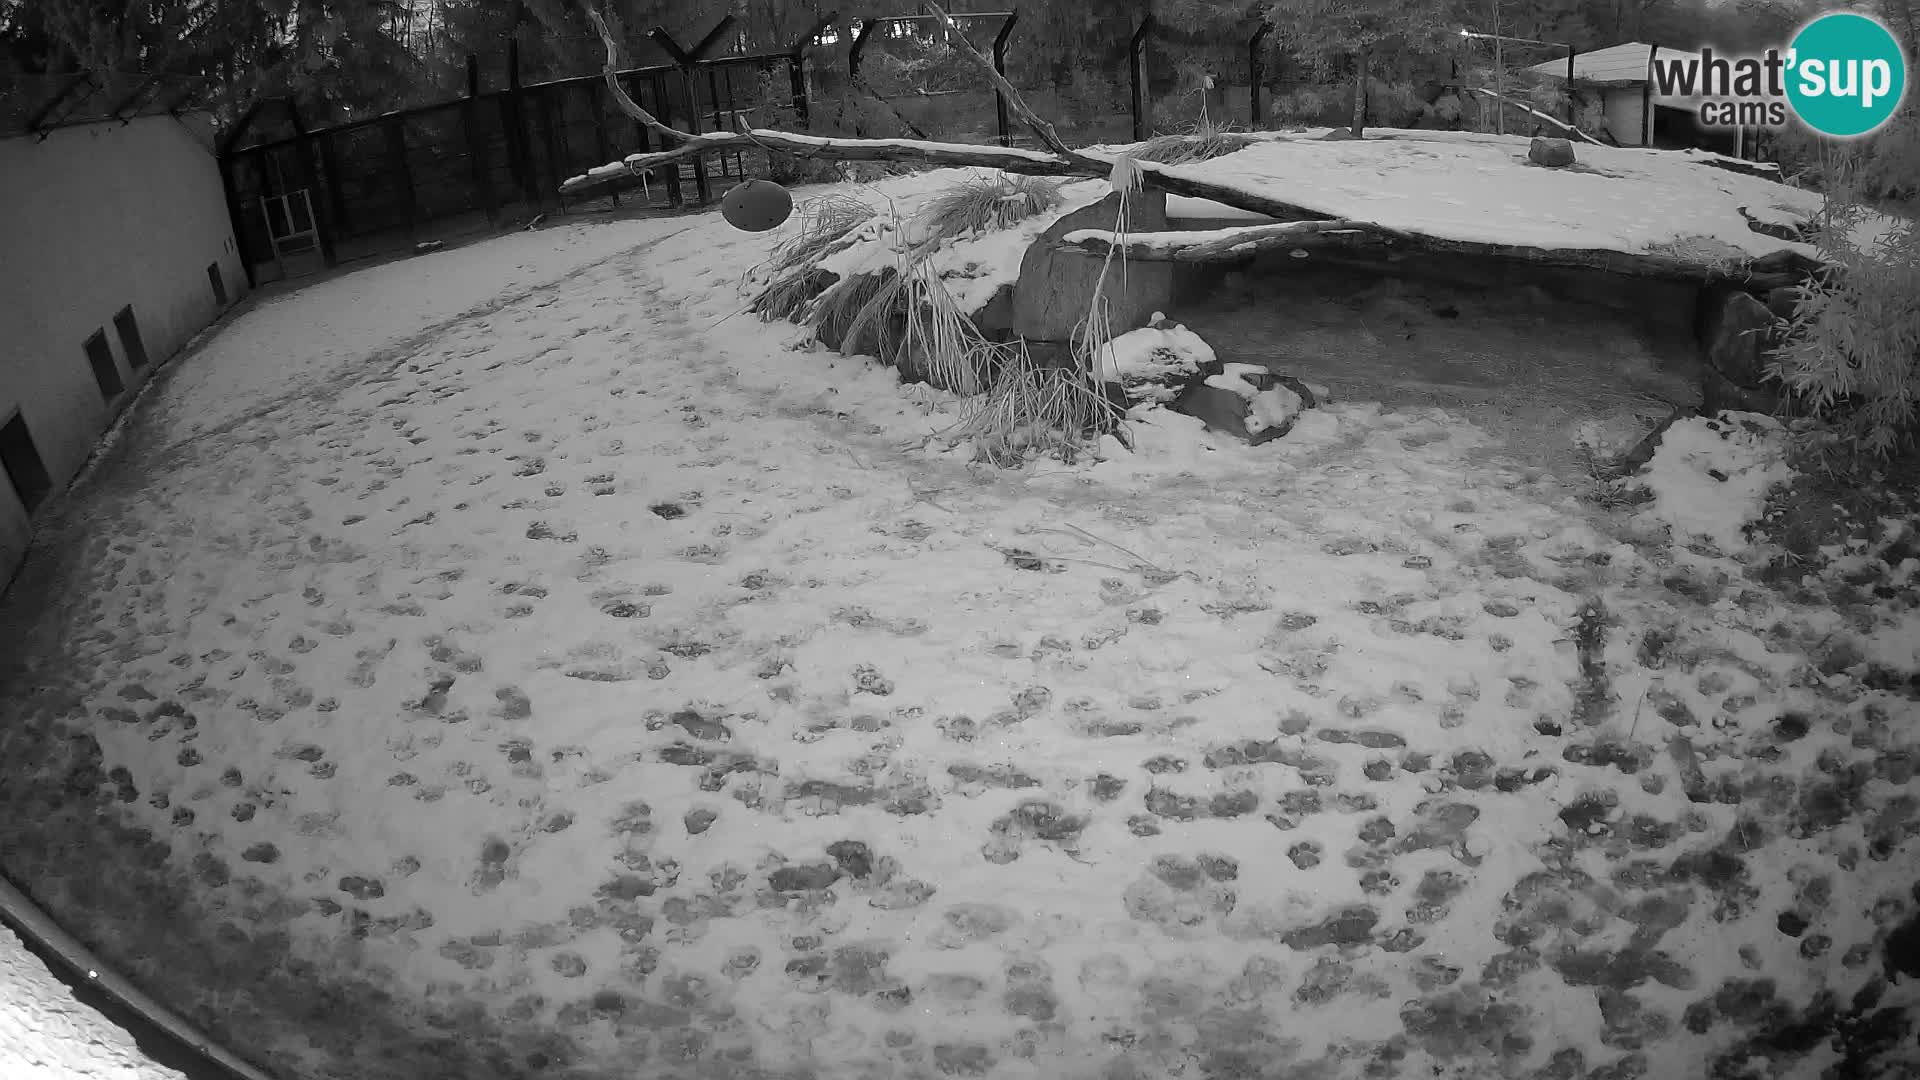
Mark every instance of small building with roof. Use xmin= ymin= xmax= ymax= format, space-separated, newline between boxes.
xmin=1527 ymin=42 xmax=1748 ymax=155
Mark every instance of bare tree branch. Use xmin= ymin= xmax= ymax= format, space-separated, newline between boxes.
xmin=919 ymin=0 xmax=1108 ymax=173
xmin=582 ymin=2 xmax=686 ymax=143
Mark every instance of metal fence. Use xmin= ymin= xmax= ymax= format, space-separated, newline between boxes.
xmin=213 ymin=12 xmax=1648 ymax=285
xmin=220 ymin=40 xmax=806 ymax=284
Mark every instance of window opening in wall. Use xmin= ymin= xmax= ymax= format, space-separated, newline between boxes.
xmin=83 ymin=329 xmax=124 ymax=400
xmin=0 ymin=411 xmax=53 ymax=513
xmin=114 ymin=305 xmax=150 ymax=368
xmin=208 ymin=262 xmax=228 ymax=307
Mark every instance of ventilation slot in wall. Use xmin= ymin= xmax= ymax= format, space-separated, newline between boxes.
xmin=114 ymin=305 xmax=150 ymax=369
xmin=0 ymin=411 xmax=52 ymax=513
xmin=83 ymin=329 xmax=124 ymax=401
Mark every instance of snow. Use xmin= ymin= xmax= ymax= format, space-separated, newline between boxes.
xmin=1636 ymin=414 xmax=1794 ymax=554
xmin=803 ymin=170 xmax=1109 ymax=315
xmin=2 ymin=164 xmax=1918 ymax=1080
xmin=1181 ymin=129 xmax=1828 ymax=258
xmin=151 ymin=218 xmax=699 ymax=441
xmin=1099 ymin=317 xmax=1215 ymax=400
xmin=1244 ymin=384 xmax=1305 ymax=435
xmin=1 ymin=923 xmax=184 ymax=1080
xmin=1165 ymin=196 xmax=1278 ymax=223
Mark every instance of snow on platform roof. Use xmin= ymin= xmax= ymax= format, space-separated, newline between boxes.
xmin=1528 ymin=42 xmax=1701 ymax=86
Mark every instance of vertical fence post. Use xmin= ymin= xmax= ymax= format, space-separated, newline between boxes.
xmin=217 ymin=157 xmax=258 ymax=289
xmin=708 ymin=66 xmax=728 ymax=177
xmin=625 ymin=71 xmax=660 ymax=204
xmin=464 ymin=54 xmax=500 ymax=225
xmin=788 ymin=15 xmax=835 ymax=128
xmin=506 ymin=40 xmax=539 ymax=207
xmin=285 ymin=104 xmax=339 ymax=267
xmin=848 ymin=19 xmax=880 ymax=137
xmin=788 ymin=55 xmax=811 ymax=127
xmin=317 ymin=129 xmax=352 ymax=240
xmin=992 ymin=12 xmax=1018 ymax=147
xmin=1564 ymin=45 xmax=1577 ymax=125
xmin=538 ymin=85 xmax=567 ymax=208
xmin=384 ymin=116 xmax=419 ymax=247
xmin=650 ymin=18 xmax=737 ymax=206
xmin=683 ymin=70 xmax=711 ymax=205
xmin=1248 ymin=22 xmax=1273 ymax=130
xmin=1129 ymin=15 xmax=1154 ymax=142
xmin=1642 ymin=43 xmax=1657 ymax=147
xmin=585 ymin=79 xmax=616 ymax=205
xmin=651 ymin=70 xmax=684 ymax=207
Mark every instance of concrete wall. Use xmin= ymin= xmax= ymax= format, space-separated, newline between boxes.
xmin=0 ymin=113 xmax=246 ymax=585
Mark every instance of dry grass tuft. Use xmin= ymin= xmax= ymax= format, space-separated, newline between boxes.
xmin=1128 ymin=125 xmax=1254 ymax=165
xmin=750 ymin=194 xmax=879 ymax=322
xmin=917 ymin=173 xmax=1067 ymax=242
xmin=942 ymin=347 xmax=1124 ymax=466
xmin=809 ymin=268 xmax=901 ymax=357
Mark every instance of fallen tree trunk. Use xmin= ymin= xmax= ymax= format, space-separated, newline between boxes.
xmin=1467 ymin=88 xmax=1605 ymax=146
xmin=561 ymin=131 xmax=1081 ymax=193
xmin=568 ymin=0 xmax=1827 ymax=291
xmin=1059 ymin=220 xmax=1826 ymax=289
xmin=560 ymin=129 xmax=1350 ymax=223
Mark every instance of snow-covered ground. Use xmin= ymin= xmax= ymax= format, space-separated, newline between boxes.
xmin=2 ymin=165 xmax=1917 ymax=1080
xmin=1 ymin=924 xmax=185 ymax=1080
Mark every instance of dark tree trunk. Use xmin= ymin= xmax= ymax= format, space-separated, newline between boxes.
xmin=1351 ymin=45 xmax=1369 ymax=138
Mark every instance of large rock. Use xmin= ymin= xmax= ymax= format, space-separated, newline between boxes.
xmin=1700 ymin=288 xmax=1780 ymax=386
xmin=972 ymin=283 xmax=1017 ymax=343
xmin=1013 ymin=189 xmax=1176 ymax=343
xmin=1765 ymin=285 xmax=1804 ymax=322
xmin=1528 ymin=137 xmax=1576 ymax=168
xmin=1702 ymin=366 xmax=1782 ymax=415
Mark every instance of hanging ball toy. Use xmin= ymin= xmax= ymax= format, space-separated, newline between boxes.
xmin=721 ymin=179 xmax=793 ymax=233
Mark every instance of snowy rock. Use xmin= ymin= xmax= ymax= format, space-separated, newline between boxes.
xmin=1099 ymin=315 xmax=1216 ymax=404
xmin=1013 ymin=189 xmax=1175 ymax=343
xmin=1172 ymin=360 xmax=1326 ymax=444
xmin=1634 ymin=412 xmax=1793 ymax=553
xmin=1612 ymin=407 xmax=1691 ymax=475
xmin=971 ymin=283 xmax=1016 ymax=342
xmin=1528 ymin=137 xmax=1576 ymax=168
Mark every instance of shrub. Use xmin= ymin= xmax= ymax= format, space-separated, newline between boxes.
xmin=1768 ymin=211 xmax=1920 ymax=458
xmin=1269 ymin=88 xmax=1331 ymax=128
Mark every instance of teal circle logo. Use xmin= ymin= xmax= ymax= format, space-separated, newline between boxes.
xmin=1785 ymin=12 xmax=1908 ymax=137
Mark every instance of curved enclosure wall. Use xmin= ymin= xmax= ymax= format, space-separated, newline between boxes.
xmin=0 ymin=113 xmax=247 ymax=587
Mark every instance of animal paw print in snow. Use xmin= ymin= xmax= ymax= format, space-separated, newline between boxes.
xmin=851 ymin=664 xmax=894 ymax=696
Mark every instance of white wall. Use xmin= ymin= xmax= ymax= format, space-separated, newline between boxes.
xmin=0 ymin=113 xmax=247 ymax=584
xmin=1604 ymin=88 xmax=1647 ymax=146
